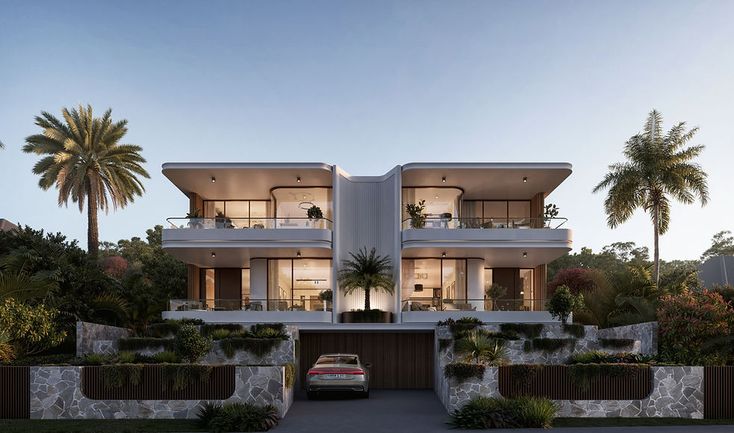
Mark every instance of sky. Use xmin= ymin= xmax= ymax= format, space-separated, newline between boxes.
xmin=1 ymin=0 xmax=733 ymax=260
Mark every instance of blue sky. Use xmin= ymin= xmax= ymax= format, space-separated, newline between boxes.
xmin=1 ymin=0 xmax=733 ymax=260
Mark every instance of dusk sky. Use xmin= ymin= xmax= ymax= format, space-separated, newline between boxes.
xmin=1 ymin=0 xmax=733 ymax=260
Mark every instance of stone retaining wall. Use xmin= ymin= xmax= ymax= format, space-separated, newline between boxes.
xmin=597 ymin=322 xmax=658 ymax=356
xmin=76 ymin=322 xmax=130 ymax=357
xmin=440 ymin=366 xmax=703 ymax=418
xmin=30 ymin=366 xmax=293 ymax=419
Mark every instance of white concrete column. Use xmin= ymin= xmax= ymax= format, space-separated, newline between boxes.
xmin=250 ymin=259 xmax=268 ymax=310
xmin=467 ymin=259 xmax=485 ymax=311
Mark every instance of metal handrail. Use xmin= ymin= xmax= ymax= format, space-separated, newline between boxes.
xmin=169 ymin=298 xmax=333 ymax=312
xmin=402 ymin=216 xmax=568 ymax=230
xmin=401 ymin=297 xmax=546 ymax=312
xmin=166 ymin=216 xmax=334 ymax=230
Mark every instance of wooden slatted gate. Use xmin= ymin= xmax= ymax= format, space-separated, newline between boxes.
xmin=0 ymin=366 xmax=30 ymax=419
xmin=299 ymin=331 xmax=434 ymax=389
xmin=705 ymin=366 xmax=734 ymax=419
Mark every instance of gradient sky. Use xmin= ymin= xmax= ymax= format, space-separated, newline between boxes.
xmin=1 ymin=0 xmax=733 ymax=260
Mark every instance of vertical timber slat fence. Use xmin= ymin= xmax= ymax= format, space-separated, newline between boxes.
xmin=0 ymin=366 xmax=30 ymax=419
xmin=705 ymin=366 xmax=734 ymax=419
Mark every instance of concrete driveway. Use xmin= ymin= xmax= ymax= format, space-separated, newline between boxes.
xmin=275 ymin=390 xmax=734 ymax=433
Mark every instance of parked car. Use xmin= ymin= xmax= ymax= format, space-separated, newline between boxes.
xmin=306 ymin=353 xmax=370 ymax=399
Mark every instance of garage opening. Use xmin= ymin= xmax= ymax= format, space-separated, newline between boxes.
xmin=299 ymin=331 xmax=434 ymax=389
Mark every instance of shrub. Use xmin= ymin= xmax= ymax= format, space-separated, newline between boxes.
xmin=220 ymin=337 xmax=283 ymax=359
xmin=144 ymin=321 xmax=181 ymax=338
xmin=658 ymin=289 xmax=732 ymax=365
xmin=161 ymin=364 xmax=213 ymax=391
xmin=509 ymin=364 xmax=543 ymax=389
xmin=202 ymin=324 xmax=244 ymax=337
xmin=525 ymin=338 xmax=575 ymax=353
xmin=438 ymin=317 xmax=484 ymax=339
xmin=152 ymin=351 xmax=180 ymax=363
xmin=209 ymin=329 xmax=233 ymax=340
xmin=200 ymin=402 xmax=279 ymax=432
xmin=118 ymin=337 xmax=175 ymax=352
xmin=197 ymin=402 xmax=222 ymax=428
xmin=438 ymin=338 xmax=453 ymax=352
xmin=499 ymin=323 xmax=544 ymax=339
xmin=250 ymin=323 xmax=286 ymax=336
xmin=80 ymin=353 xmax=112 ymax=365
xmin=118 ymin=351 xmax=137 ymax=364
xmin=0 ymin=331 xmax=15 ymax=363
xmin=174 ymin=324 xmax=212 ymax=363
xmin=548 ymin=268 xmax=605 ymax=295
xmin=568 ymin=363 xmax=648 ymax=391
xmin=454 ymin=330 xmax=507 ymax=366
xmin=546 ymin=285 xmax=584 ymax=324
xmin=599 ymin=338 xmax=635 ymax=349
xmin=0 ymin=299 xmax=67 ymax=358
xmin=179 ymin=318 xmax=205 ymax=325
xmin=563 ymin=323 xmax=586 ymax=338
xmin=443 ymin=362 xmax=486 ymax=382
xmin=448 ymin=397 xmax=556 ymax=429
xmin=101 ymin=364 xmax=143 ymax=388
xmin=568 ymin=351 xmax=651 ymax=365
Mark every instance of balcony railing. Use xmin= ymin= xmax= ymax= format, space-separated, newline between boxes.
xmin=402 ymin=298 xmax=546 ymax=312
xmin=170 ymin=298 xmax=333 ymax=312
xmin=166 ymin=217 xmax=333 ymax=230
xmin=402 ymin=216 xmax=567 ymax=230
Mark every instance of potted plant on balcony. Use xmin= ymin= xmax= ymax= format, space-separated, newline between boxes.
xmin=406 ymin=200 xmax=426 ymax=229
xmin=307 ymin=205 xmax=323 ymax=228
xmin=338 ymin=247 xmax=394 ymax=323
xmin=543 ymin=203 xmax=559 ymax=228
xmin=215 ymin=210 xmax=233 ymax=229
xmin=186 ymin=209 xmax=203 ymax=229
xmin=485 ymin=283 xmax=507 ymax=311
xmin=318 ymin=289 xmax=333 ymax=311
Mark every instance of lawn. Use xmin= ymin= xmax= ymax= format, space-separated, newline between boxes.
xmin=0 ymin=419 xmax=206 ymax=433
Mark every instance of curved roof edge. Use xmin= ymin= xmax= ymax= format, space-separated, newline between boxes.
xmin=401 ymin=162 xmax=573 ymax=172
xmin=162 ymin=162 xmax=333 ymax=173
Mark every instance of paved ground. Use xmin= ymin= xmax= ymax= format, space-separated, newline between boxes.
xmin=275 ymin=390 xmax=734 ymax=433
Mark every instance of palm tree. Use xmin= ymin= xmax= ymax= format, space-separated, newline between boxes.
xmin=338 ymin=247 xmax=394 ymax=311
xmin=23 ymin=105 xmax=149 ymax=255
xmin=454 ymin=329 xmax=508 ymax=366
xmin=593 ymin=110 xmax=709 ymax=285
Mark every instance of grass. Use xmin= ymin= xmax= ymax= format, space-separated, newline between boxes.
xmin=555 ymin=417 xmax=734 ymax=427
xmin=0 ymin=419 xmax=205 ymax=433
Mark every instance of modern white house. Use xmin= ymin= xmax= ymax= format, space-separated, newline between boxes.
xmin=160 ymin=162 xmax=572 ymax=326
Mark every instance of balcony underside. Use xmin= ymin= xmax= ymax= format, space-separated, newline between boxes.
xmin=163 ymin=245 xmax=332 ymax=268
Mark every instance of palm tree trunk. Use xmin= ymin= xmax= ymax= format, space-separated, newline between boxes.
xmin=87 ymin=180 xmax=99 ymax=257
xmin=653 ymin=205 xmax=660 ymax=286
xmin=364 ymin=288 xmax=371 ymax=311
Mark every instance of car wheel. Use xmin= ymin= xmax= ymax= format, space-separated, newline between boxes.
xmin=307 ymin=391 xmax=317 ymax=400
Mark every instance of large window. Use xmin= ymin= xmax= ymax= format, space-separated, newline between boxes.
xmin=462 ymin=200 xmax=532 ymax=228
xmin=271 ymin=187 xmax=333 ymax=222
xmin=484 ymin=268 xmax=537 ymax=311
xmin=268 ymin=259 xmax=332 ymax=311
xmin=401 ymin=259 xmax=467 ymax=310
xmin=199 ymin=268 xmax=251 ymax=310
xmin=402 ymin=188 xmax=462 ymax=227
xmin=202 ymin=200 xmax=269 ymax=228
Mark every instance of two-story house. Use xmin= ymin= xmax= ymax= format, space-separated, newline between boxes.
xmin=160 ymin=162 xmax=572 ymax=327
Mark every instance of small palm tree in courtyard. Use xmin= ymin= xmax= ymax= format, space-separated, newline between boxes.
xmin=23 ymin=105 xmax=149 ymax=256
xmin=338 ymin=247 xmax=394 ymax=311
xmin=455 ymin=330 xmax=507 ymax=366
xmin=593 ymin=110 xmax=709 ymax=285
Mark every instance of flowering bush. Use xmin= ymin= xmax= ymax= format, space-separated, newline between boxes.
xmin=0 ymin=298 xmax=67 ymax=359
xmin=658 ymin=290 xmax=733 ymax=365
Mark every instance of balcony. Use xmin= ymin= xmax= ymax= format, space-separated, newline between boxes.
xmin=401 ymin=216 xmax=567 ymax=230
xmin=163 ymin=298 xmax=333 ymax=323
xmin=400 ymin=298 xmax=557 ymax=323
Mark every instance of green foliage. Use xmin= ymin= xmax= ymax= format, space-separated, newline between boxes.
xmin=197 ymin=402 xmax=222 ymax=428
xmin=568 ymin=363 xmax=649 ymax=391
xmin=443 ymin=362 xmax=486 ymax=382
xmin=485 ymin=283 xmax=507 ymax=299
xmin=318 ymin=289 xmax=333 ymax=302
xmin=152 ymin=351 xmax=179 ymax=363
xmin=220 ymin=338 xmax=283 ymax=359
xmin=174 ymin=324 xmax=212 ymax=363
xmin=284 ymin=363 xmax=296 ymax=388
xmin=80 ymin=353 xmax=112 ymax=365
xmin=437 ymin=317 xmax=484 ymax=339
xmin=0 ymin=299 xmax=66 ymax=357
xmin=160 ymin=364 xmax=212 ymax=391
xmin=593 ymin=110 xmax=709 ymax=284
xmin=0 ymin=330 xmax=14 ymax=363
xmin=546 ymin=285 xmax=584 ymax=324
xmin=405 ymin=200 xmax=426 ymax=228
xmin=658 ymin=289 xmax=732 ymax=365
xmin=202 ymin=324 xmax=243 ymax=337
xmin=306 ymin=205 xmax=323 ymax=219
xmin=568 ymin=351 xmax=653 ymax=365
xmin=250 ymin=323 xmax=287 ymax=338
xmin=525 ymin=338 xmax=576 ymax=353
xmin=599 ymin=338 xmax=635 ymax=349
xmin=101 ymin=364 xmax=143 ymax=388
xmin=338 ymin=247 xmax=394 ymax=311
xmin=701 ymin=230 xmax=734 ymax=261
xmin=509 ymin=364 xmax=544 ymax=389
xmin=118 ymin=337 xmax=175 ymax=352
xmin=563 ymin=323 xmax=586 ymax=338
xmin=500 ymin=323 xmax=544 ymax=339
xmin=144 ymin=321 xmax=182 ymax=338
xmin=448 ymin=397 xmax=556 ymax=429
xmin=454 ymin=330 xmax=508 ymax=366
xmin=199 ymin=402 xmax=280 ymax=433
xmin=209 ymin=329 xmax=233 ymax=340
xmin=438 ymin=338 xmax=453 ymax=352
xmin=117 ymin=351 xmax=136 ymax=364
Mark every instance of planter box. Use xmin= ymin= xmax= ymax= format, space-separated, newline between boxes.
xmin=341 ymin=311 xmax=393 ymax=323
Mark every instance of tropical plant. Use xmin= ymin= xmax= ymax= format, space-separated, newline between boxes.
xmin=543 ymin=203 xmax=559 ymax=226
xmin=448 ymin=396 xmax=556 ymax=429
xmin=0 ymin=298 xmax=67 ymax=357
xmin=174 ymin=323 xmax=211 ymax=363
xmin=405 ymin=199 xmax=426 ymax=228
xmin=454 ymin=329 xmax=508 ymax=365
xmin=0 ymin=266 xmax=58 ymax=302
xmin=338 ymin=247 xmax=394 ymax=311
xmin=306 ymin=205 xmax=323 ymax=219
xmin=0 ymin=330 xmax=15 ymax=363
xmin=318 ymin=289 xmax=333 ymax=303
xmin=593 ymin=110 xmax=709 ymax=284
xmin=23 ymin=105 xmax=150 ymax=255
xmin=200 ymin=402 xmax=280 ymax=433
xmin=546 ymin=285 xmax=584 ymax=324
xmin=658 ymin=289 xmax=732 ymax=365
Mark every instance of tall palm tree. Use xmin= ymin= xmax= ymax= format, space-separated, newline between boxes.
xmin=593 ymin=110 xmax=709 ymax=284
xmin=23 ymin=105 xmax=149 ymax=255
xmin=338 ymin=247 xmax=394 ymax=311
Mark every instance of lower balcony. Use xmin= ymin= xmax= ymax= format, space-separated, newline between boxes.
xmin=162 ymin=298 xmax=333 ymax=323
xmin=400 ymin=298 xmax=557 ymax=323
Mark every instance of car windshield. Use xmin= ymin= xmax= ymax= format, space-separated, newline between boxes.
xmin=316 ymin=356 xmax=358 ymax=365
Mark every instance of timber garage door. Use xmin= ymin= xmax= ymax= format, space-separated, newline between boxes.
xmin=299 ymin=331 xmax=434 ymax=389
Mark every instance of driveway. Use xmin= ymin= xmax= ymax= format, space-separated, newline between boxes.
xmin=275 ymin=390 xmax=734 ymax=433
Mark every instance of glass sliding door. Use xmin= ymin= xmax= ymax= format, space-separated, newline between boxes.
xmin=401 ymin=258 xmax=467 ymax=310
xmin=267 ymin=259 xmax=332 ymax=311
xmin=198 ymin=268 xmax=251 ymax=310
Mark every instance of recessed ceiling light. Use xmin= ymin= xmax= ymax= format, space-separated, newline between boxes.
xmin=522 ymin=251 xmax=528 ymax=258
xmin=296 ymin=251 xmax=302 ymax=258
xmin=211 ymin=252 xmax=216 ymax=258
xmin=434 ymin=195 xmax=439 ymax=199
xmin=522 ymin=176 xmax=528 ymax=183
xmin=441 ymin=252 xmax=446 ymax=258
xmin=211 ymin=176 xmax=216 ymax=183
xmin=297 ymin=176 xmax=301 ymax=183
xmin=442 ymin=176 xmax=446 ymax=183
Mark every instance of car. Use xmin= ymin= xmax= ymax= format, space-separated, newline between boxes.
xmin=306 ymin=353 xmax=371 ymax=399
